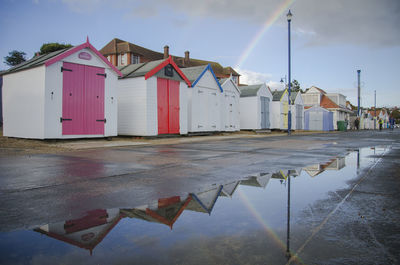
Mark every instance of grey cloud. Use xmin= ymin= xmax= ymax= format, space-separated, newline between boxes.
xmin=61 ymin=0 xmax=400 ymax=46
xmin=150 ymin=0 xmax=400 ymax=47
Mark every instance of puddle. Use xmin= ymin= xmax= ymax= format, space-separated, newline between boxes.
xmin=0 ymin=147 xmax=389 ymax=265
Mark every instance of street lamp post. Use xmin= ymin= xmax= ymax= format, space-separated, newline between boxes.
xmin=287 ymin=10 xmax=292 ymax=135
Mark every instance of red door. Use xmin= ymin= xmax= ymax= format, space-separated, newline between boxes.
xmin=157 ymin=78 xmax=180 ymax=134
xmin=62 ymin=62 xmax=105 ymax=135
xmin=168 ymin=80 xmax=180 ymax=134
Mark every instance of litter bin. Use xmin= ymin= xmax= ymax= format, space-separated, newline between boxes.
xmin=337 ymin=121 xmax=347 ymax=131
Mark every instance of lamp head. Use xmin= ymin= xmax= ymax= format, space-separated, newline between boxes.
xmin=280 ymin=78 xmax=284 ymax=83
xmin=287 ymin=9 xmax=292 ymax=21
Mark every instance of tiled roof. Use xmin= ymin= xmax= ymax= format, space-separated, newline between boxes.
xmin=239 ymin=84 xmax=262 ymax=97
xmin=320 ymin=95 xmax=339 ymax=109
xmin=180 ymin=65 xmax=208 ymax=83
xmin=100 ymin=38 xmax=164 ymax=61
xmin=119 ymin=59 xmax=166 ymax=78
xmin=307 ymin=86 xmax=327 ymax=94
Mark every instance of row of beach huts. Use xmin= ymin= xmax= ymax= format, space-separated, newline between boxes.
xmin=1 ymin=38 xmax=356 ymax=139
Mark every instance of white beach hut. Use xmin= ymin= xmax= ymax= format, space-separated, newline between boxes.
xmin=271 ymin=89 xmax=289 ymax=130
xmin=181 ymin=64 xmax=223 ymax=132
xmin=117 ymin=56 xmax=191 ymax=136
xmin=2 ymin=39 xmax=121 ymax=139
xmin=238 ymin=83 xmax=272 ymax=130
xmin=290 ymin=91 xmax=304 ymax=130
xmin=220 ymin=77 xmax=241 ymax=131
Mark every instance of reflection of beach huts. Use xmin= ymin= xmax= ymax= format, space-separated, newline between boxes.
xmin=304 ymin=158 xmax=344 ymax=177
xmin=239 ymin=84 xmax=272 ymax=130
xmin=121 ymin=195 xmax=191 ymax=229
xmin=324 ymin=157 xmax=346 ymax=170
xmin=187 ymin=185 xmax=223 ymax=214
xmin=34 ymin=208 xmax=122 ymax=255
xmin=181 ymin=64 xmax=222 ymax=132
xmin=117 ymin=57 xmax=191 ymax=136
xmin=240 ymin=173 xmax=272 ymax=188
xmin=220 ymin=181 xmax=240 ymax=197
xmin=271 ymin=170 xmax=289 ymax=180
xmin=220 ymin=77 xmax=241 ymax=131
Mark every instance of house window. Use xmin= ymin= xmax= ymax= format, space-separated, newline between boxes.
xmin=131 ymin=54 xmax=140 ymax=64
xmin=232 ymin=75 xmax=238 ymax=84
xmin=121 ymin=53 xmax=126 ymax=66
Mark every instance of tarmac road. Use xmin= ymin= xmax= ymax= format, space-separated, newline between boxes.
xmin=0 ymin=129 xmax=399 ymax=264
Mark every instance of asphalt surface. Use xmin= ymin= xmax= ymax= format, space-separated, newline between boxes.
xmin=0 ymin=129 xmax=399 ymax=264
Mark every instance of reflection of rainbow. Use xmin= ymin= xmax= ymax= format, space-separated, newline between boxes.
xmin=235 ymin=0 xmax=296 ymax=69
xmin=237 ymin=188 xmax=304 ymax=264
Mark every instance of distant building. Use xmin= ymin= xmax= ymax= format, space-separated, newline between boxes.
xmin=301 ymin=86 xmax=352 ymax=130
xmin=100 ymin=38 xmax=240 ymax=85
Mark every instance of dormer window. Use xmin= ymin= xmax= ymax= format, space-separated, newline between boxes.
xmin=131 ymin=54 xmax=140 ymax=64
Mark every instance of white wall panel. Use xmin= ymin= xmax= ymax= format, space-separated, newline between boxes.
xmin=3 ymin=66 xmax=46 ymax=139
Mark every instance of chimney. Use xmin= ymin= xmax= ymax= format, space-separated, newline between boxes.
xmin=184 ymin=50 xmax=190 ymax=66
xmin=164 ymin=45 xmax=169 ymax=59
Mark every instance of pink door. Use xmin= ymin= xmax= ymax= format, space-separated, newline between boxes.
xmin=62 ymin=62 xmax=85 ymax=135
xmin=62 ymin=62 xmax=105 ymax=135
xmin=85 ymin=65 xmax=105 ymax=135
xmin=157 ymin=78 xmax=180 ymax=134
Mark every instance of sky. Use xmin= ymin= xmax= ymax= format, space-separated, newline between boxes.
xmin=0 ymin=0 xmax=399 ymax=107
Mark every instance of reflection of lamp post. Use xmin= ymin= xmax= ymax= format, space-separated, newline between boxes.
xmin=287 ymin=10 xmax=293 ymax=135
xmin=286 ymin=174 xmax=291 ymax=257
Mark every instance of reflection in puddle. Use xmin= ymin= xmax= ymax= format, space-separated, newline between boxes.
xmin=0 ymin=147 xmax=389 ymax=264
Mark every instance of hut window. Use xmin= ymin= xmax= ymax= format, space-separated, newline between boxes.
xmin=232 ymin=75 xmax=238 ymax=84
xmin=165 ymin=64 xmax=173 ymax=77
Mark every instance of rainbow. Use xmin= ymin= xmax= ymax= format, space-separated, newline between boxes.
xmin=236 ymin=188 xmax=304 ymax=264
xmin=235 ymin=0 xmax=296 ymax=69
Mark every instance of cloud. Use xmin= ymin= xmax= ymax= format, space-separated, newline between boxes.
xmin=267 ymin=81 xmax=285 ymax=91
xmin=59 ymin=0 xmax=400 ymax=47
xmin=235 ymin=68 xmax=272 ymax=85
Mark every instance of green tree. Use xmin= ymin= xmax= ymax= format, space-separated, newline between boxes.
xmin=391 ymin=109 xmax=400 ymax=123
xmin=288 ymin=79 xmax=302 ymax=92
xmin=39 ymin=42 xmax=73 ymax=55
xmin=4 ymin=50 xmax=27 ymax=67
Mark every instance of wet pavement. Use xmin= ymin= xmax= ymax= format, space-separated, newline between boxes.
xmin=0 ymin=129 xmax=400 ymax=264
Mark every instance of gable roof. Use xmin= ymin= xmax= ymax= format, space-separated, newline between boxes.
xmin=320 ymin=94 xmax=339 ymax=109
xmin=220 ymin=77 xmax=241 ymax=95
xmin=238 ymin=84 xmax=263 ymax=97
xmin=119 ymin=56 xmax=191 ymax=86
xmin=3 ymin=39 xmax=122 ymax=77
xmin=307 ymin=86 xmax=327 ymax=94
xmin=181 ymin=64 xmax=223 ymax=92
xmin=272 ymin=89 xmax=287 ymax=101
